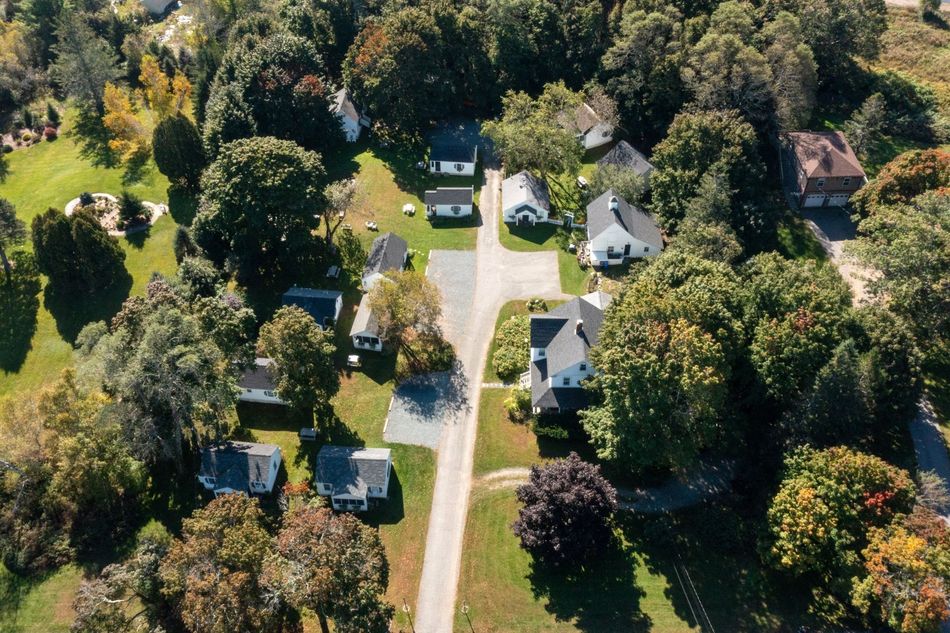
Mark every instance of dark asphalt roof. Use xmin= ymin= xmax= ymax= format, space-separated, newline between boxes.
xmin=424 ymin=187 xmax=473 ymax=206
xmin=596 ymin=140 xmax=655 ymax=178
xmin=585 ymin=189 xmax=663 ymax=249
xmin=316 ymin=446 xmax=391 ymax=497
xmin=238 ymin=358 xmax=277 ymax=391
xmin=363 ymin=232 xmax=408 ymax=278
xmin=199 ymin=442 xmax=280 ymax=491
xmin=530 ymin=359 xmax=590 ymax=410
xmin=282 ymin=287 xmax=342 ymax=327
xmin=529 ymin=291 xmax=612 ymax=377
xmin=431 ymin=142 xmax=477 ymax=163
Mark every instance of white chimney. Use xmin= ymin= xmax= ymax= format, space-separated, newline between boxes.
xmin=609 ymin=196 xmax=619 ymax=213
xmin=575 ymin=319 xmax=584 ymax=334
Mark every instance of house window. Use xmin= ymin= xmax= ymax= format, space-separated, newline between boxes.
xmin=451 ymin=205 xmax=461 ymax=215
xmin=816 ymin=178 xmax=826 ymax=188
xmin=252 ymin=481 xmax=264 ymax=489
xmin=562 ymin=377 xmax=570 ymax=386
xmin=842 ymin=177 xmax=851 ymax=186
xmin=644 ymin=246 xmax=650 ymax=253
xmin=580 ymin=363 xmax=587 ymax=371
xmin=264 ymin=390 xmax=275 ymax=397
xmin=607 ymin=245 xmax=615 ymax=254
xmin=538 ymin=349 xmax=545 ymax=358
xmin=455 ymin=163 xmax=464 ymax=172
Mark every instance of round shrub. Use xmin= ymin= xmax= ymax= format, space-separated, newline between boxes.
xmin=43 ymin=127 xmax=57 ymax=141
xmin=2 ymin=145 xmax=12 ymax=154
xmin=79 ymin=192 xmax=95 ymax=206
xmin=20 ymin=132 xmax=31 ymax=142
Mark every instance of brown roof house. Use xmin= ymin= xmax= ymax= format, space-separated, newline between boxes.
xmin=780 ymin=131 xmax=867 ymax=209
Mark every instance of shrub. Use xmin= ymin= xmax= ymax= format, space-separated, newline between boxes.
xmin=43 ymin=127 xmax=57 ymax=141
xmin=2 ymin=145 xmax=12 ymax=154
xmin=492 ymin=314 xmax=530 ymax=381
xmin=20 ymin=132 xmax=31 ymax=142
xmin=118 ymin=191 xmax=146 ymax=225
xmin=79 ymin=192 xmax=95 ymax=206
xmin=526 ymin=298 xmax=548 ymax=312
xmin=504 ymin=386 xmax=533 ymax=423
xmin=46 ymin=102 xmax=60 ymax=127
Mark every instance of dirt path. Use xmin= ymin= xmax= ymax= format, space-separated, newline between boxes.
xmin=412 ymin=165 xmax=571 ymax=633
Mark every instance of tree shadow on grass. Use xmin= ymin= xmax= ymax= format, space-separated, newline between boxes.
xmin=70 ymin=108 xmax=118 ymax=169
xmin=362 ymin=467 xmax=405 ymax=527
xmin=0 ymin=279 xmax=41 ymax=373
xmin=526 ymin=538 xmax=651 ymax=632
xmin=167 ymin=185 xmax=199 ymax=226
xmin=623 ymin=504 xmax=812 ymax=633
xmin=43 ymin=271 xmax=133 ymax=344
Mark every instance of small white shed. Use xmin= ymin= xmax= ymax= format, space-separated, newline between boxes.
xmin=424 ymin=187 xmax=474 ymax=218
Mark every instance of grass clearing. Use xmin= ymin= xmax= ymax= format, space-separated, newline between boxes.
xmin=0 ymin=563 xmax=82 ymax=633
xmin=878 ymin=7 xmax=950 ymax=120
xmin=775 ymin=213 xmax=828 ymax=262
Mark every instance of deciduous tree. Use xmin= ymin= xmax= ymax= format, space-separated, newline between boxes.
xmin=258 ymin=305 xmax=339 ymax=416
xmin=102 ymin=83 xmax=150 ymax=162
xmin=139 ymin=54 xmax=191 ymax=119
xmin=492 ymin=314 xmax=530 ymax=381
xmin=368 ymin=270 xmax=443 ymax=349
xmin=850 ymin=149 xmax=950 ymax=218
xmin=513 ymin=452 xmax=617 ymax=565
xmin=762 ymin=11 xmax=818 ymax=130
xmin=844 ymin=92 xmax=887 ymax=160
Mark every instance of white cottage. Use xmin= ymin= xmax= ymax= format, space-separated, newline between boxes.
xmin=585 ymin=189 xmax=663 ymax=267
xmin=502 ymin=171 xmax=551 ymax=225
xmin=528 ymin=292 xmax=612 ymax=414
xmin=362 ymin=232 xmax=408 ymax=291
xmin=330 ymin=89 xmax=371 ymax=142
xmin=349 ymin=295 xmax=383 ymax=352
xmin=315 ymin=446 xmax=392 ymax=512
xmin=429 ymin=143 xmax=478 ymax=176
xmin=198 ymin=442 xmax=282 ymax=496
xmin=564 ymin=103 xmax=614 ymax=150
xmin=237 ymin=358 xmax=285 ymax=405
xmin=424 ymin=187 xmax=474 ymax=218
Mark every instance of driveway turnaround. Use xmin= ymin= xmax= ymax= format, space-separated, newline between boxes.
xmin=412 ymin=165 xmax=571 ymax=633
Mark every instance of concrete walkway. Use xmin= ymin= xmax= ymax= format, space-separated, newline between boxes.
xmin=412 ymin=165 xmax=571 ymax=633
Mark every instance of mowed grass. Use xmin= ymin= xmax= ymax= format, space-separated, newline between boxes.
xmin=0 ymin=564 xmax=82 ymax=633
xmin=775 ymin=213 xmax=828 ymax=262
xmin=878 ymin=7 xmax=950 ymax=120
xmin=325 ymin=141 xmax=479 ymax=267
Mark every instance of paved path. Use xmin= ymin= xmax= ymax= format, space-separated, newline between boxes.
xmin=803 ymin=209 xmax=950 ymax=521
xmin=413 ymin=165 xmax=571 ymax=633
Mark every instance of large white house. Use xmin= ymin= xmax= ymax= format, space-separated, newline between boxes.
xmin=585 ymin=189 xmax=663 ymax=267
xmin=349 ymin=295 xmax=383 ymax=352
xmin=237 ymin=358 xmax=285 ymax=405
xmin=198 ymin=442 xmax=282 ymax=496
xmin=564 ymin=102 xmax=614 ymax=150
xmin=502 ymin=171 xmax=551 ymax=225
xmin=528 ymin=291 xmax=612 ymax=414
xmin=315 ymin=446 xmax=392 ymax=512
xmin=362 ymin=232 xmax=408 ymax=290
xmin=424 ymin=187 xmax=474 ymax=218
xmin=429 ymin=143 xmax=478 ymax=176
xmin=330 ymin=89 xmax=371 ymax=142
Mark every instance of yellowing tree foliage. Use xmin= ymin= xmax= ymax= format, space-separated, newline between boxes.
xmin=102 ymin=83 xmax=150 ymax=162
xmin=139 ymin=54 xmax=192 ymax=119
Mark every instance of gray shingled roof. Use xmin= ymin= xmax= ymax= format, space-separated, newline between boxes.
xmin=596 ymin=140 xmax=655 ymax=179
xmin=363 ymin=232 xmax=408 ymax=279
xmin=316 ymin=446 xmax=391 ymax=497
xmin=349 ymin=294 xmax=378 ymax=337
xmin=330 ymin=89 xmax=360 ymax=123
xmin=199 ymin=442 xmax=280 ymax=491
xmin=530 ymin=357 xmax=590 ymax=410
xmin=502 ymin=171 xmax=551 ymax=212
xmin=585 ymin=189 xmax=663 ymax=249
xmin=430 ymin=143 xmax=477 ymax=163
xmin=238 ymin=358 xmax=278 ymax=391
xmin=282 ymin=287 xmax=342 ymax=327
xmin=529 ymin=292 xmax=612 ymax=408
xmin=424 ymin=187 xmax=473 ymax=206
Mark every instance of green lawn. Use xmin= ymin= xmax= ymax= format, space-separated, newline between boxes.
xmin=775 ymin=213 xmax=827 ymax=262
xmin=0 ymin=564 xmax=82 ymax=633
xmin=325 ymin=141 xmax=480 ymax=267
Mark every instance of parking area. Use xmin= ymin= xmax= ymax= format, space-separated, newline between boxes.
xmin=425 ymin=250 xmax=477 ymax=346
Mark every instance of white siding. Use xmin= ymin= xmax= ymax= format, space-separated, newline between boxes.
xmin=548 ymin=360 xmax=593 ymax=389
xmin=263 ymin=450 xmax=281 ymax=493
xmin=352 ymin=332 xmax=383 ymax=352
xmin=503 ymin=203 xmax=549 ymax=224
xmin=238 ymin=388 xmax=286 ymax=406
xmin=429 ymin=160 xmax=476 ymax=176
xmin=588 ymin=224 xmax=659 ymax=266
xmin=582 ymin=122 xmax=614 ymax=150
xmin=428 ymin=202 xmax=473 ymax=217
xmin=338 ymin=114 xmax=362 ymax=143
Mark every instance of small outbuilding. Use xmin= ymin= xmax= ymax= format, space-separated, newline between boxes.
xmin=362 ymin=232 xmax=408 ymax=290
xmin=585 ymin=189 xmax=663 ymax=267
xmin=282 ymin=287 xmax=343 ymax=330
xmin=237 ymin=358 xmax=285 ymax=405
xmin=502 ymin=171 xmax=551 ymax=225
xmin=315 ymin=445 xmax=393 ymax=512
xmin=429 ymin=143 xmax=478 ymax=176
xmin=424 ymin=187 xmax=474 ymax=218
xmin=563 ymin=102 xmax=614 ymax=150
xmin=596 ymin=140 xmax=655 ymax=189
xmin=198 ymin=442 xmax=282 ymax=496
xmin=330 ymin=88 xmax=371 ymax=143
xmin=349 ymin=295 xmax=383 ymax=352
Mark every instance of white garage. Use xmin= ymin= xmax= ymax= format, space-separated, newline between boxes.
xmin=827 ymin=193 xmax=851 ymax=207
xmin=802 ymin=194 xmax=827 ymax=208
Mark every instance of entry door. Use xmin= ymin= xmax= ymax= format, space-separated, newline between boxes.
xmin=623 ymin=244 xmax=631 ymax=256
xmin=433 ymin=161 xmax=441 ymax=172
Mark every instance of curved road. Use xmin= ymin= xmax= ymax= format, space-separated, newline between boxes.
xmin=412 ymin=166 xmax=571 ymax=632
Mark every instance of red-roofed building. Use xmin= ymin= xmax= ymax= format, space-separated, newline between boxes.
xmin=780 ymin=131 xmax=867 ymax=208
